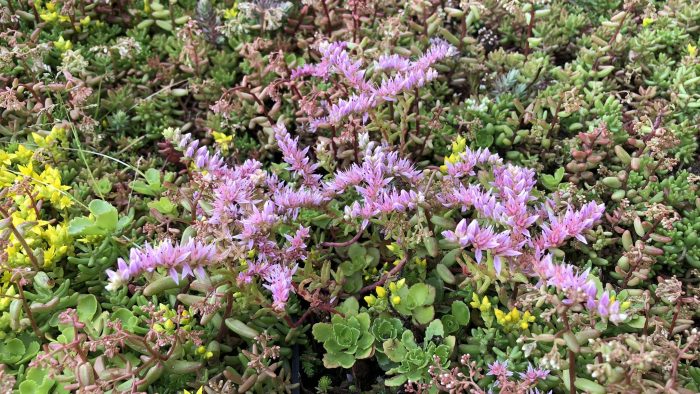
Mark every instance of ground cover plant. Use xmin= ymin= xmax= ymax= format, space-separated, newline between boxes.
xmin=0 ymin=0 xmax=699 ymax=393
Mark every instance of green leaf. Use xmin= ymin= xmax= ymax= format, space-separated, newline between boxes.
xmin=19 ymin=381 xmax=38 ymax=394
xmin=412 ymin=305 xmax=435 ymax=325
xmin=424 ymin=320 xmax=444 ymax=343
xmin=18 ymin=340 xmax=40 ymax=364
xmin=145 ymin=168 xmax=161 ymax=187
xmin=333 ymin=352 xmax=357 ymax=369
xmin=436 ymin=264 xmax=456 ymax=284
xmin=148 ymin=197 xmax=176 ymax=214
xmin=95 ymin=178 xmax=112 ymax=195
xmin=143 ymin=276 xmax=181 ymax=296
xmin=225 ymin=318 xmax=259 ymax=339
xmin=626 ymin=316 xmax=645 ymax=329
xmin=131 ymin=170 xmax=163 ymax=196
xmin=475 ymin=131 xmax=494 ymax=147
xmin=451 ymin=301 xmax=470 ymax=326
xmin=112 ymin=308 xmax=138 ymax=331
xmin=356 ymin=312 xmax=371 ymax=332
xmin=338 ymin=297 xmax=360 ymax=316
xmin=541 ymin=167 xmax=565 ymax=190
xmin=20 ymin=368 xmax=56 ymax=394
xmin=384 ymin=374 xmax=408 ymax=387
xmin=312 ymin=323 xmax=333 ymax=342
xmin=440 ymin=248 xmax=461 ymax=267
xmin=155 ymin=19 xmax=173 ymax=31
xmin=347 ymin=243 xmax=366 ymax=264
xmin=77 ymin=294 xmax=98 ymax=322
xmin=408 ymin=283 xmax=434 ymax=306
xmin=89 ymin=200 xmax=118 ymax=230
xmin=67 ymin=217 xmax=99 ymax=236
xmin=0 ymin=338 xmax=25 ymax=364
xmin=574 ymin=378 xmax=606 ymax=394
xmin=383 ymin=338 xmax=407 ymax=362
xmin=563 ymin=331 xmax=580 ymax=353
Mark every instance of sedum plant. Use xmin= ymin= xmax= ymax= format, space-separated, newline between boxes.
xmin=382 ymin=328 xmax=455 ymax=389
xmin=312 ymin=298 xmax=374 ymax=369
xmin=2 ymin=0 xmax=700 ymax=392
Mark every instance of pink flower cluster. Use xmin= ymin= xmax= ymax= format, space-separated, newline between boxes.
xmin=439 ymin=149 xmax=604 ymax=275
xmin=535 ymin=254 xmax=627 ymax=323
xmin=487 ymin=360 xmax=550 ymax=392
xmin=324 ymin=142 xmax=424 ymax=228
xmin=293 ymin=38 xmax=457 ymax=131
xmin=111 ymin=126 xmax=616 ymax=322
xmin=274 ymin=122 xmax=321 ymax=188
xmin=433 ymin=144 xmax=623 ymax=322
xmin=106 ymin=239 xmax=218 ymax=291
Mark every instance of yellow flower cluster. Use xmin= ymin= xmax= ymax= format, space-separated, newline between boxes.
xmin=212 ymin=131 xmax=233 ymax=153
xmin=196 ymin=345 xmax=214 ymax=359
xmin=469 ymin=293 xmax=492 ymax=313
xmin=470 ymin=293 xmax=535 ymax=331
xmin=153 ymin=305 xmax=194 ymax=333
xmin=363 ymin=278 xmax=406 ymax=307
xmin=223 ymin=1 xmax=239 ymax=19
xmin=494 ymin=307 xmax=535 ymax=331
xmin=38 ymin=1 xmax=70 ymax=24
xmin=1 ymin=127 xmax=73 ymax=270
xmin=38 ymin=1 xmax=90 ymax=30
xmin=53 ymin=36 xmax=73 ymax=52
xmin=439 ymin=135 xmax=467 ymax=172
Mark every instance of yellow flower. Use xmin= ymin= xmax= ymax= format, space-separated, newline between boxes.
xmin=688 ymin=43 xmax=697 ymax=58
xmin=375 ymin=286 xmax=387 ymax=298
xmin=13 ymin=145 xmax=34 ymax=164
xmin=0 ymin=150 xmax=13 ymax=166
xmin=494 ymin=308 xmax=506 ymax=324
xmin=53 ymin=36 xmax=73 ymax=52
xmin=451 ymin=135 xmax=466 ymax=153
xmin=196 ymin=345 xmax=206 ymax=355
xmin=364 ymin=294 xmax=377 ymax=306
xmin=212 ymin=131 xmax=233 ymax=152
xmin=494 ymin=307 xmax=534 ymax=331
xmin=183 ymin=387 xmax=204 ymax=394
xmin=164 ymin=319 xmax=175 ymax=331
xmin=642 ymin=17 xmax=654 ymax=27
xmin=391 ymin=295 xmax=401 ymax=306
xmin=40 ymin=11 xmax=59 ymax=23
xmin=181 ymin=310 xmax=191 ymax=325
xmin=520 ymin=311 xmax=535 ymax=329
xmin=223 ymin=2 xmax=239 ymax=19
xmin=470 ymin=293 xmax=480 ymax=309
xmin=480 ymin=296 xmax=491 ymax=311
xmin=42 ymin=223 xmax=72 ymax=266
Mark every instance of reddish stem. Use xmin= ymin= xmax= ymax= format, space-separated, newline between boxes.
xmin=359 ymin=256 xmax=408 ymax=294
xmin=322 ymin=229 xmax=363 ymax=248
